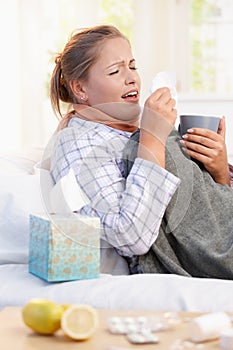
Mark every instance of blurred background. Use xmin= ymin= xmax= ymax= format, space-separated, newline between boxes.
xmin=0 ymin=0 xmax=232 ymax=159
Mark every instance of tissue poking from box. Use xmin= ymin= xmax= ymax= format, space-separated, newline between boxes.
xmin=29 ymin=213 xmax=100 ymax=282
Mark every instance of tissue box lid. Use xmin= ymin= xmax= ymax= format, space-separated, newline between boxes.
xmin=29 ymin=213 xmax=100 ymax=250
xmin=29 ymin=213 xmax=100 ymax=281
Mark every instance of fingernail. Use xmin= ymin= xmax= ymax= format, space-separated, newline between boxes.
xmin=187 ymin=128 xmax=194 ymax=133
xmin=180 ymin=139 xmax=185 ymax=145
xmin=182 ymin=134 xmax=188 ymax=139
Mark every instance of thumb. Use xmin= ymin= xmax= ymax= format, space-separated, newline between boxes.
xmin=217 ymin=116 xmax=226 ymax=139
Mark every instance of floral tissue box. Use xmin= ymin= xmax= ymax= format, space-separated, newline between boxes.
xmin=29 ymin=213 xmax=100 ymax=282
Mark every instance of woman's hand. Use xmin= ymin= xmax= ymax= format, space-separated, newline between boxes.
xmin=141 ymin=87 xmax=177 ymax=138
xmin=180 ymin=117 xmax=230 ymax=185
xmin=138 ymin=87 xmax=177 ymax=167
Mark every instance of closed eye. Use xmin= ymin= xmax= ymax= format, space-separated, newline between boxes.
xmin=108 ymin=66 xmax=137 ymax=75
xmin=109 ymin=70 xmax=119 ymax=75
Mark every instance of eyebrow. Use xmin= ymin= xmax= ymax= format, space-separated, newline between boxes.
xmin=106 ymin=59 xmax=135 ymax=69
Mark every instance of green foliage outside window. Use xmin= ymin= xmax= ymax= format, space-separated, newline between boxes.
xmin=191 ymin=0 xmax=219 ymax=24
xmin=191 ymin=0 xmax=217 ymax=93
xmin=99 ymin=0 xmax=135 ymax=45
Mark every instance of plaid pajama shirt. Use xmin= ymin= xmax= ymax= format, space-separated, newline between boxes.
xmin=50 ymin=117 xmax=180 ymax=273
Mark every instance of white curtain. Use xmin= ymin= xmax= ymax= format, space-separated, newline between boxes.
xmin=0 ymin=0 xmax=22 ymax=151
xmin=0 ymin=0 xmax=101 ymax=152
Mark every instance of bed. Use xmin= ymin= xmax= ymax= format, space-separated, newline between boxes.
xmin=1 ymin=149 xmax=233 ymax=312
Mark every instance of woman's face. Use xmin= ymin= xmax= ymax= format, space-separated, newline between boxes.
xmin=81 ymin=37 xmax=141 ymax=122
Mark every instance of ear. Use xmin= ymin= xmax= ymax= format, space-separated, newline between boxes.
xmin=70 ymin=80 xmax=87 ymax=102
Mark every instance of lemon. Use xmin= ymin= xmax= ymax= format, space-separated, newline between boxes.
xmin=61 ymin=304 xmax=99 ymax=340
xmin=22 ymin=298 xmax=64 ymax=334
xmin=61 ymin=303 xmax=71 ymax=312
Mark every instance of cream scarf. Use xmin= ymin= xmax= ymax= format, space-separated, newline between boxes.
xmin=57 ymin=103 xmax=139 ymax=133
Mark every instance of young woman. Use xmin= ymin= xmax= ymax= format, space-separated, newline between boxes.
xmin=50 ymin=25 xmax=233 ymax=278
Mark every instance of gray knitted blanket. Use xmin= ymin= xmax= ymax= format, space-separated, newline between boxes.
xmin=123 ymin=129 xmax=233 ymax=279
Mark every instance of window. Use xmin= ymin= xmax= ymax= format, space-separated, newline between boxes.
xmin=99 ymin=0 xmax=135 ymax=44
xmin=188 ymin=0 xmax=233 ymax=95
xmin=145 ymin=0 xmax=233 ymax=97
xmin=1 ymin=0 xmax=232 ymax=154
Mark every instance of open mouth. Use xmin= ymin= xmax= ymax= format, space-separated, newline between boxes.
xmin=121 ymin=90 xmax=139 ymax=101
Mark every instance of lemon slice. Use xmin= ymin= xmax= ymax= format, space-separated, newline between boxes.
xmin=61 ymin=304 xmax=99 ymax=340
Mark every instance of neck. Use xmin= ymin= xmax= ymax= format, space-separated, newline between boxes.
xmin=73 ymin=103 xmax=139 ymax=133
xmin=103 ymin=121 xmax=138 ymax=132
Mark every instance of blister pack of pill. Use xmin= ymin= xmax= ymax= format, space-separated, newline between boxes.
xmin=108 ymin=316 xmax=148 ymax=334
xmin=108 ymin=313 xmax=181 ymax=334
xmin=127 ymin=330 xmax=159 ymax=344
xmin=108 ymin=316 xmax=159 ymax=344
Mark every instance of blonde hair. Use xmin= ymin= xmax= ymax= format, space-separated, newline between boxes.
xmin=50 ymin=25 xmax=128 ymax=118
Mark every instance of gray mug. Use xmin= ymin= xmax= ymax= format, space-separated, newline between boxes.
xmin=179 ymin=115 xmax=220 ymax=136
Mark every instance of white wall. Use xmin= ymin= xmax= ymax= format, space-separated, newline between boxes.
xmin=133 ymin=0 xmax=190 ymax=103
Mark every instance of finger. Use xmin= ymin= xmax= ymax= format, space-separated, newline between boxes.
xmin=150 ymin=87 xmax=171 ymax=101
xmin=217 ymin=116 xmax=226 ymax=139
xmin=158 ymin=91 xmax=174 ymax=107
xmin=166 ymin=98 xmax=176 ymax=109
xmin=182 ymin=146 xmax=211 ymax=163
xmin=182 ymin=133 xmax=220 ymax=149
xmin=185 ymin=127 xmax=220 ymax=141
xmin=181 ymin=140 xmax=213 ymax=157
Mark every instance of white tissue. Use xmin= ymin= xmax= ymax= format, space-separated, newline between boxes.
xmin=188 ymin=312 xmax=232 ymax=343
xmin=150 ymin=71 xmax=177 ymax=106
xmin=220 ymin=328 xmax=233 ymax=350
xmin=50 ymin=168 xmax=89 ymax=214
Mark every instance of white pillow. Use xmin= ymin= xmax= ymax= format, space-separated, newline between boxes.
xmin=0 ymin=148 xmax=44 ymax=175
xmin=0 ymin=166 xmax=129 ymax=275
xmin=0 ymin=174 xmax=44 ymax=264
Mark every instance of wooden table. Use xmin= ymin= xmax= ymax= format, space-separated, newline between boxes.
xmin=0 ymin=307 xmax=221 ymax=350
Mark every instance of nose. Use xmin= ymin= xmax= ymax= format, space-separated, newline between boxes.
xmin=125 ymin=68 xmax=136 ymax=85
